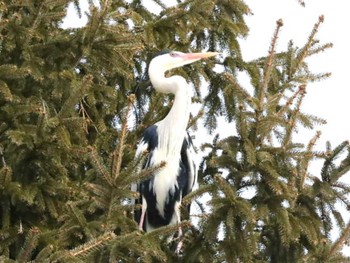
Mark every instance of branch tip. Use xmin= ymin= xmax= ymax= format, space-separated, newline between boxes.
xmin=319 ymin=15 xmax=324 ymax=23
xmin=277 ymin=18 xmax=284 ymax=27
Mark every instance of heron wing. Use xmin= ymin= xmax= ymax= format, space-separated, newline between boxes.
xmin=180 ymin=133 xmax=198 ymax=197
xmin=131 ymin=125 xmax=158 ymax=224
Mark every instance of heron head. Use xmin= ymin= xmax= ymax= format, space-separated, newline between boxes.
xmin=147 ymin=50 xmax=219 ymax=94
xmin=150 ymin=50 xmax=220 ymax=72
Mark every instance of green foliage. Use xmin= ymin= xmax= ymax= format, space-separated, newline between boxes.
xmin=0 ymin=0 xmax=350 ymax=262
xmin=200 ymin=16 xmax=350 ymax=263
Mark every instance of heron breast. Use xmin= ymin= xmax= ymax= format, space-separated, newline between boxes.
xmin=150 ymin=153 xmax=181 ymax=218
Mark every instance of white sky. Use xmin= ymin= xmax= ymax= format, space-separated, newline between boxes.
xmin=63 ymin=0 xmax=350 ymax=256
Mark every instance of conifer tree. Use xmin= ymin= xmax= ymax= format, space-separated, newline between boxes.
xmin=0 ymin=0 xmax=349 ymax=262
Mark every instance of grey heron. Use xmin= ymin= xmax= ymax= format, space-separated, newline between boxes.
xmin=133 ymin=50 xmax=219 ymax=250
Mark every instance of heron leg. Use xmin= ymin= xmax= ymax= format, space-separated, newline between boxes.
xmin=175 ymin=226 xmax=183 ymax=254
xmin=139 ymin=196 xmax=147 ymax=231
xmin=174 ymin=201 xmax=183 ymax=254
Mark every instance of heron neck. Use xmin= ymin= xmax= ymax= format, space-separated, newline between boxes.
xmin=157 ymin=77 xmax=191 ymax=158
xmin=164 ymin=83 xmax=191 ymax=129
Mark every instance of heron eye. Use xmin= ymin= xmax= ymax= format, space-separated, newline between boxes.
xmin=169 ymin=52 xmax=178 ymax=57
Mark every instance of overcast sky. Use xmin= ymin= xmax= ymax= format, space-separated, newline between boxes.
xmin=63 ymin=0 xmax=350 ymax=255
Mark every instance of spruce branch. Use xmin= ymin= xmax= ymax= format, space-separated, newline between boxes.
xmin=111 ymin=94 xmax=135 ymax=182
xmin=57 ymin=74 xmax=93 ymax=119
xmin=330 ymin=221 xmax=350 ymax=256
xmin=145 ymin=220 xmax=192 ymax=239
xmin=16 ymin=227 xmax=40 ymax=262
xmin=329 ymin=141 xmax=350 ymax=184
xmin=300 ymin=130 xmax=322 ymax=189
xmin=69 ymin=231 xmax=116 ymax=258
xmin=187 ymin=109 xmax=204 ymax=129
xmin=259 ymin=19 xmax=283 ymax=111
xmin=82 ymin=0 xmax=113 ymax=49
xmin=66 ymin=201 xmax=89 ymax=232
xmin=292 ymin=84 xmax=307 ymax=120
xmin=88 ymin=146 xmax=113 ymax=185
xmin=223 ymin=71 xmax=252 ymax=101
xmin=277 ymin=84 xmax=306 ymax=117
xmin=126 ymin=159 xmax=167 ymax=193
xmin=214 ymin=174 xmax=237 ymax=203
xmin=295 ymin=15 xmax=325 ymax=69
xmin=22 ymin=1 xmax=44 ymax=47
xmin=283 ymin=84 xmax=307 ymax=146
xmin=308 ymin=42 xmax=333 ymax=57
xmin=79 ymin=99 xmax=94 ymax=134
xmin=182 ymin=184 xmax=214 ymax=207
xmin=72 ymin=0 xmax=82 ymax=18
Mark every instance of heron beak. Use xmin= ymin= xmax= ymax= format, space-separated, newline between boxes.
xmin=166 ymin=51 xmax=220 ymax=70
xmin=183 ymin=52 xmax=220 ymax=60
